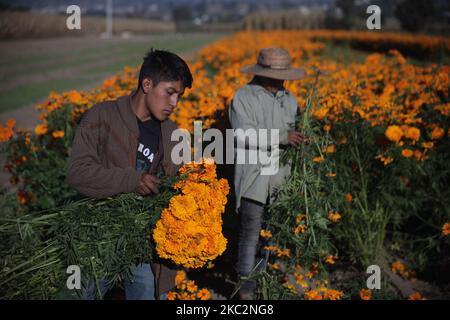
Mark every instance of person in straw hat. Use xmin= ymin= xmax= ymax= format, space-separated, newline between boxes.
xmin=229 ymin=47 xmax=309 ymax=300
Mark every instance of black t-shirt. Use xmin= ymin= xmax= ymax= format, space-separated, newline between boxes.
xmin=136 ymin=117 xmax=161 ymax=173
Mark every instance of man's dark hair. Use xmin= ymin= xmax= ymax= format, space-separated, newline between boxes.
xmin=137 ymin=49 xmax=193 ymax=90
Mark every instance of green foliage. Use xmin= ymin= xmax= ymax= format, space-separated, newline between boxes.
xmin=0 ymin=175 xmax=181 ymax=299
xmin=267 ymin=98 xmax=336 ymax=265
xmin=2 ymin=103 xmax=77 ymax=211
xmin=256 ymin=72 xmax=450 ymax=298
xmin=259 ymin=79 xmax=339 ymax=298
xmin=329 ymin=120 xmax=392 ymax=267
xmin=330 ymin=116 xmax=450 ymax=274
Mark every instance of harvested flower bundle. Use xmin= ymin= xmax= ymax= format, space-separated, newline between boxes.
xmin=0 ymin=159 xmax=229 ymax=299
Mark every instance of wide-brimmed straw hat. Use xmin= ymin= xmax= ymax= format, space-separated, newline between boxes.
xmin=240 ymin=47 xmax=306 ymax=80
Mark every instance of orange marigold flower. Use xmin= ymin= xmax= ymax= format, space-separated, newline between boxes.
xmin=401 ymin=149 xmax=414 ymax=158
xmin=345 ymin=193 xmax=353 ymax=203
xmin=294 ymin=224 xmax=306 ymax=235
xmin=175 ymin=270 xmax=186 ymax=287
xmin=359 ymin=289 xmax=372 ymax=300
xmin=442 ymin=222 xmax=450 ymax=236
xmin=295 ymin=273 xmax=308 ymax=288
xmin=263 ymin=245 xmax=276 ymax=252
xmin=66 ymin=90 xmax=83 ymax=105
xmin=281 ymin=248 xmax=291 ymax=257
xmin=421 ymin=142 xmax=434 ymax=149
xmin=167 ymin=291 xmax=177 ymax=300
xmin=408 ymin=292 xmax=424 ymax=300
xmin=178 ymin=292 xmax=192 ymax=300
xmin=269 ymin=263 xmax=281 ymax=270
xmin=35 ymin=124 xmax=48 ymax=136
xmin=413 ymin=150 xmax=428 ymax=162
xmin=325 ymin=255 xmax=337 ymax=265
xmin=404 ymin=127 xmax=420 ymax=141
xmin=391 ymin=260 xmax=406 ymax=275
xmin=324 ymin=289 xmax=344 ymax=300
xmin=304 ymin=289 xmax=322 ymax=300
xmin=313 ymin=156 xmax=325 ymax=163
xmin=0 ymin=119 xmax=15 ymax=142
xmin=385 ymin=125 xmax=403 ymax=142
xmin=296 ymin=214 xmax=306 ymax=224
xmin=153 ymin=160 xmax=228 ymax=268
xmin=283 ymin=282 xmax=297 ymax=294
xmin=186 ymin=280 xmax=198 ymax=293
xmin=16 ymin=190 xmax=30 ymax=205
xmin=313 ymin=107 xmax=328 ymax=120
xmin=375 ymin=154 xmax=394 ymax=165
xmin=52 ymin=130 xmax=65 ymax=138
xmin=196 ymin=288 xmax=211 ymax=300
xmin=103 ymin=77 xmax=117 ymax=88
xmin=6 ymin=118 xmax=15 ymax=128
xmin=322 ymin=144 xmax=336 ymax=154
xmin=260 ymin=229 xmax=272 ymax=238
xmin=328 ymin=211 xmax=341 ymax=223
xmin=430 ymin=127 xmax=444 ymax=140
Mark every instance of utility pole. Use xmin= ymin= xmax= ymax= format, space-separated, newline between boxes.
xmin=106 ymin=0 xmax=113 ymax=38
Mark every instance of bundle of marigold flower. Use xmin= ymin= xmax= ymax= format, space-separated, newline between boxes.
xmin=0 ymin=159 xmax=228 ymax=299
xmin=153 ymin=158 xmax=229 ymax=268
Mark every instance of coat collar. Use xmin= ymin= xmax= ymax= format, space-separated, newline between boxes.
xmin=117 ymin=94 xmax=178 ymax=175
xmin=117 ymin=95 xmax=139 ymax=137
xmin=248 ymin=78 xmax=288 ymax=99
xmin=117 ymin=94 xmax=174 ymax=137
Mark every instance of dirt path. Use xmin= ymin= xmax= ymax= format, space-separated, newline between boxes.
xmin=0 ymin=33 xmax=212 ymax=81
xmin=0 ymin=51 xmax=135 ymax=92
xmin=0 ymin=45 xmax=200 ymax=128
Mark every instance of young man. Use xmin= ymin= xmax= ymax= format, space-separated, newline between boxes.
xmin=66 ymin=49 xmax=193 ymax=300
xmin=229 ymin=47 xmax=308 ymax=300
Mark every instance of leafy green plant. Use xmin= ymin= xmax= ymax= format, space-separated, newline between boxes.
xmin=0 ymin=175 xmax=180 ymax=299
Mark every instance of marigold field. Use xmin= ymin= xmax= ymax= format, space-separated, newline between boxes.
xmin=1 ymin=30 xmax=449 ymax=300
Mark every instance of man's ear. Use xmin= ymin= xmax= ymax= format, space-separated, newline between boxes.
xmin=142 ymin=78 xmax=153 ymax=94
